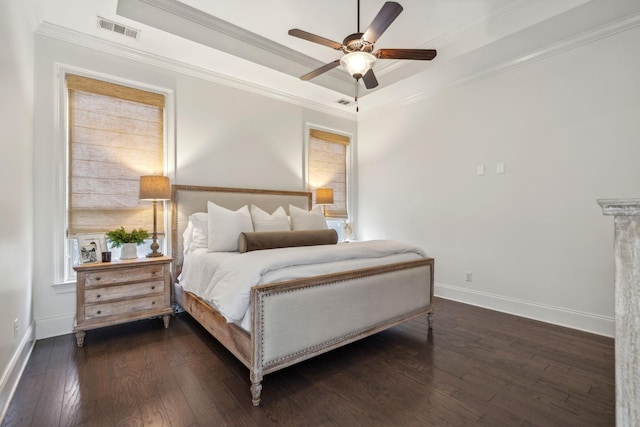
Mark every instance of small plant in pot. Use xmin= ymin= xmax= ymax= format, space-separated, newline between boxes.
xmin=105 ymin=227 xmax=150 ymax=260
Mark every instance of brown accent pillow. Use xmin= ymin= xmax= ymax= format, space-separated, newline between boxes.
xmin=238 ymin=229 xmax=338 ymax=253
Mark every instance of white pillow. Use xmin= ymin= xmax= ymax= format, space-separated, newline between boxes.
xmin=189 ymin=212 xmax=208 ymax=250
xmin=289 ymin=204 xmax=328 ymax=231
xmin=250 ymin=205 xmax=290 ymax=232
xmin=207 ymin=201 xmax=253 ymax=252
xmin=182 ymin=220 xmax=194 ymax=255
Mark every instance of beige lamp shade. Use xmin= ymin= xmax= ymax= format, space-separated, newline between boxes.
xmin=316 ymin=187 xmax=334 ymax=205
xmin=139 ymin=176 xmax=170 ymax=200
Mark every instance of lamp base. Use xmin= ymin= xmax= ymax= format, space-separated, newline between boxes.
xmin=146 ymin=236 xmax=163 ymax=257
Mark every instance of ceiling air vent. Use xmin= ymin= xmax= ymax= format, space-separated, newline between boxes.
xmin=336 ymin=99 xmax=353 ymax=106
xmin=97 ymin=17 xmax=140 ymax=40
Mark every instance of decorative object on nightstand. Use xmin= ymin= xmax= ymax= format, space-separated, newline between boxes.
xmin=73 ymin=233 xmax=107 ymax=265
xmin=139 ymin=175 xmax=171 ymax=257
xmin=105 ymin=227 xmax=150 ymax=260
xmin=341 ymin=222 xmax=354 ymax=241
xmin=73 ymin=256 xmax=173 ymax=347
xmin=316 ymin=187 xmax=334 ymax=216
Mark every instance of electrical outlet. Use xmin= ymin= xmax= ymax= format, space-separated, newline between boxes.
xmin=13 ymin=319 xmax=18 ymax=338
xmin=465 ymin=271 xmax=472 ymax=282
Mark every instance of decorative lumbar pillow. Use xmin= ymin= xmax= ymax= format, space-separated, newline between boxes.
xmin=289 ymin=204 xmax=328 ymax=230
xmin=250 ymin=205 xmax=290 ymax=232
xmin=238 ymin=229 xmax=338 ymax=253
xmin=189 ymin=212 xmax=208 ymax=250
xmin=207 ymin=201 xmax=253 ymax=252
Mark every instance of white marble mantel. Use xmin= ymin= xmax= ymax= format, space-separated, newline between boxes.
xmin=598 ymin=198 xmax=640 ymax=426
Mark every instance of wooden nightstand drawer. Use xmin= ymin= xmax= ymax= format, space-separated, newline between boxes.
xmin=84 ymin=264 xmax=165 ymax=287
xmin=84 ymin=280 xmax=165 ymax=303
xmin=84 ymin=295 xmax=167 ymax=320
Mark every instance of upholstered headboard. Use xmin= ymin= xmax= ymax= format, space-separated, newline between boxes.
xmin=171 ymin=185 xmax=311 ymax=275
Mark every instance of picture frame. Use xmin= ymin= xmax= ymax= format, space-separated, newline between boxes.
xmin=73 ymin=233 xmax=106 ymax=264
xmin=79 ymin=244 xmax=99 ymax=264
xmin=341 ymin=222 xmax=354 ymax=241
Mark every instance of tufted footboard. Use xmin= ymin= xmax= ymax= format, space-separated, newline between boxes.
xmin=249 ymin=258 xmax=434 ymax=405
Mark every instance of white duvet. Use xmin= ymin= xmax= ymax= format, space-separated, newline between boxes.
xmin=179 ymin=240 xmax=426 ymax=330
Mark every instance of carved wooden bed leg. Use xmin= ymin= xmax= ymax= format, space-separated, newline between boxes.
xmin=250 ymin=382 xmax=262 ymax=406
xmin=250 ymin=369 xmax=263 ymax=406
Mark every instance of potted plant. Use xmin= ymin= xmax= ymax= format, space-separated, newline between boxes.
xmin=106 ymin=227 xmax=150 ymax=259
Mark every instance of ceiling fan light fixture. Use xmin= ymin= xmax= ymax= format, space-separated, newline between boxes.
xmin=340 ymin=51 xmax=376 ymax=79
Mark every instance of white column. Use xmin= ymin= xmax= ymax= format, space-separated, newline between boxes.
xmin=598 ymin=199 xmax=640 ymax=426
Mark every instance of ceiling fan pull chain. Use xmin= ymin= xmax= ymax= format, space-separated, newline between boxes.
xmin=355 ymin=79 xmax=359 ymax=112
xmin=357 ymin=0 xmax=360 ymax=33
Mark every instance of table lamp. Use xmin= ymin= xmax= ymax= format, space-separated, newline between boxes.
xmin=139 ymin=175 xmax=170 ymax=257
xmin=316 ymin=187 xmax=334 ymax=216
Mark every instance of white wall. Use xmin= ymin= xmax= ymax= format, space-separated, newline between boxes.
xmin=32 ymin=35 xmax=356 ymax=338
xmin=357 ymin=25 xmax=640 ymax=336
xmin=0 ymin=0 xmax=35 ymax=417
xmin=176 ymin=76 xmax=355 ymax=189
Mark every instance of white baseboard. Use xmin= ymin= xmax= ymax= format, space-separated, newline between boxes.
xmin=35 ymin=314 xmax=75 ymax=340
xmin=435 ymin=283 xmax=615 ymax=338
xmin=0 ymin=323 xmax=35 ymax=423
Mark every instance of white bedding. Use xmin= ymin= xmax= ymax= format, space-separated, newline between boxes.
xmin=178 ymin=240 xmax=426 ymax=331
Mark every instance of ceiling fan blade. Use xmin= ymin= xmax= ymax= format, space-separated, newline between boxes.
xmin=300 ymin=59 xmax=341 ymax=81
xmin=362 ymin=69 xmax=379 ymax=89
xmin=362 ymin=2 xmax=403 ymax=44
xmin=375 ymin=49 xmax=437 ymax=60
xmin=288 ymin=29 xmax=342 ymax=50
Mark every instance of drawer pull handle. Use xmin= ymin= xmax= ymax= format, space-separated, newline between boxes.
xmin=152 ymin=301 xmax=156 ymax=305
xmin=97 ymin=310 xmax=102 ymax=314
xmin=96 ymin=294 xmax=101 ymax=298
xmin=151 ymin=286 xmax=155 ymax=290
xmin=95 ymin=277 xmax=101 ymax=281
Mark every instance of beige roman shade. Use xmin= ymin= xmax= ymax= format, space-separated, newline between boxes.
xmin=67 ymin=74 xmax=166 ymax=234
xmin=308 ymin=129 xmax=349 ymax=219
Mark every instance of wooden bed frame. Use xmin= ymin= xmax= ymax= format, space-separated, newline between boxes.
xmin=171 ymin=185 xmax=435 ymax=406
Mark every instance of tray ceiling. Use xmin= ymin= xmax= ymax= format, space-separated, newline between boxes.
xmin=32 ymin=0 xmax=640 ymax=113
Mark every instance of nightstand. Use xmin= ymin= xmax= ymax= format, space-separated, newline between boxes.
xmin=73 ymin=256 xmax=173 ymax=347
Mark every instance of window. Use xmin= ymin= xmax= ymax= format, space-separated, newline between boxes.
xmin=307 ymin=128 xmax=350 ymax=219
xmin=65 ymin=74 xmax=167 ymax=277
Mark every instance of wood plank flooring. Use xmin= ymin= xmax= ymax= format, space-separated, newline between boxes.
xmin=2 ymin=298 xmax=614 ymax=426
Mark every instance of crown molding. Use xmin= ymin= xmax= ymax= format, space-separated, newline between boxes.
xmin=125 ymin=0 xmax=310 ymax=64
xmin=375 ymin=0 xmax=539 ymax=76
xmin=116 ymin=0 xmax=355 ymax=95
xmin=35 ymin=22 xmax=357 ymax=120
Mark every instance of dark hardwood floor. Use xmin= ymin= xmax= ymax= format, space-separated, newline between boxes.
xmin=2 ymin=297 xmax=614 ymax=426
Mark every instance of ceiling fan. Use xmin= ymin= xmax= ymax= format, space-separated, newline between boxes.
xmin=288 ymin=0 xmax=437 ymax=106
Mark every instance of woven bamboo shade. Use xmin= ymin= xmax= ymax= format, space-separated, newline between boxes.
xmin=67 ymin=74 xmax=166 ymax=234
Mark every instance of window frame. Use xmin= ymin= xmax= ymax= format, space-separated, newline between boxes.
xmin=52 ymin=65 xmax=175 ymax=289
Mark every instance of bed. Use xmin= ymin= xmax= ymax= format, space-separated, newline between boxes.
xmin=171 ymin=185 xmax=434 ymax=406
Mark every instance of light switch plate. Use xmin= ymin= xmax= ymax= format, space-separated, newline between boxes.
xmin=497 ymin=162 xmax=505 ymax=174
xmin=477 ymin=165 xmax=485 ymax=176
